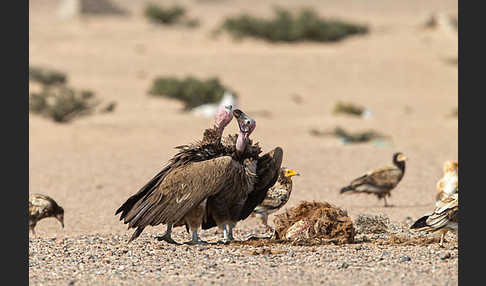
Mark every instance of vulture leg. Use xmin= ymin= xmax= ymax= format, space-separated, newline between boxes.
xmin=184 ymin=229 xmax=208 ymax=245
xmin=260 ymin=213 xmax=269 ymax=226
xmin=383 ymin=197 xmax=389 ymax=207
xmin=155 ymin=224 xmax=179 ymax=244
xmin=439 ymin=232 xmax=446 ymax=248
xmin=226 ymin=224 xmax=236 ymax=242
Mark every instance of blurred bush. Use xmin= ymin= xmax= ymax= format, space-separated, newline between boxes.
xmin=218 ymin=7 xmax=368 ymax=43
xmin=144 ymin=3 xmax=199 ymax=27
xmin=30 ymin=86 xmax=99 ymax=123
xmin=333 ymin=101 xmax=365 ymax=116
xmin=29 ymin=67 xmax=67 ymax=86
xmin=148 ymin=76 xmax=237 ymax=110
xmin=309 ymin=126 xmax=390 ymax=144
xmin=29 ymin=66 xmax=113 ymax=123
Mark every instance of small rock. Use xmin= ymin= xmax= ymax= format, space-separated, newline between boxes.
xmin=400 ymin=256 xmax=411 ymax=262
xmin=338 ymin=262 xmax=349 ymax=269
xmin=440 ymin=253 xmax=451 ymax=260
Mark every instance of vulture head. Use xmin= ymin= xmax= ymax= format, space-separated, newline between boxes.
xmin=214 ymin=105 xmax=234 ymax=134
xmin=283 ymin=168 xmax=300 ymax=178
xmin=393 ymin=152 xmax=407 ymax=163
xmin=392 ymin=152 xmax=407 ymax=169
xmin=233 ymin=109 xmax=256 ymax=154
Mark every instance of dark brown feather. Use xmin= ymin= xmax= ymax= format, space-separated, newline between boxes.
xmin=202 ymin=146 xmax=283 ymax=229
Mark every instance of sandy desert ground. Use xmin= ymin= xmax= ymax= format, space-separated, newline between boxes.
xmin=29 ymin=0 xmax=458 ymax=285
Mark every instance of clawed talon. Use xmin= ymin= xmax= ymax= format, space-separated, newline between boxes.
xmin=155 ymin=234 xmax=180 ymax=245
xmin=217 ymin=239 xmax=232 ymax=245
xmin=184 ymin=239 xmax=209 ymax=245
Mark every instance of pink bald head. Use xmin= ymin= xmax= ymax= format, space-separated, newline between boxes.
xmin=214 ymin=105 xmax=233 ymax=133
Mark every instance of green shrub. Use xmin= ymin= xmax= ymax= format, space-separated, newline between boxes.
xmin=148 ymin=76 xmax=237 ymax=110
xmin=30 ymin=86 xmax=100 ymax=123
xmin=219 ymin=7 xmax=368 ymax=43
xmin=333 ymin=101 xmax=365 ymax=116
xmin=144 ymin=3 xmax=199 ymax=26
xmin=29 ymin=66 xmax=67 ymax=86
xmin=309 ymin=126 xmax=389 ymax=143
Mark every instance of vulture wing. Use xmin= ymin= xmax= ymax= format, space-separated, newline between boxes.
xmin=238 ymin=146 xmax=283 ymax=220
xmin=201 ymin=146 xmax=283 ymax=230
xmin=425 ymin=193 xmax=458 ymax=229
xmin=411 ymin=193 xmax=458 ymax=232
xmin=118 ymin=156 xmax=240 ymax=241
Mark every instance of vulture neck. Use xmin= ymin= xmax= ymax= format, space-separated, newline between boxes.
xmin=215 ymin=124 xmax=225 ymax=138
xmin=393 ymin=159 xmax=406 ymax=173
xmin=236 ymin=132 xmax=249 ymax=157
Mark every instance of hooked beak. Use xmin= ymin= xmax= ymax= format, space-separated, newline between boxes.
xmin=57 ymin=216 xmax=64 ymax=228
xmin=233 ymin=109 xmax=255 ymax=134
xmin=286 ymin=169 xmax=300 ymax=177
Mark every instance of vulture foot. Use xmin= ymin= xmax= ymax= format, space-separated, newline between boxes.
xmin=155 ymin=233 xmax=180 ymax=245
xmin=184 ymin=230 xmax=208 ymax=245
xmin=217 ymin=239 xmax=233 ymax=245
xmin=184 ymin=239 xmax=209 ymax=245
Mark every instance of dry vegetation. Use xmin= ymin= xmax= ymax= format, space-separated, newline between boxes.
xmin=148 ymin=76 xmax=237 ymax=110
xmin=218 ymin=7 xmax=368 ymax=43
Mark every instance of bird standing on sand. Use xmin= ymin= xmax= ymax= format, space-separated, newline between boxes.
xmin=410 ymin=192 xmax=458 ymax=247
xmin=339 ymin=152 xmax=407 ymax=207
xmin=29 ymin=194 xmax=64 ymax=236
xmin=435 ymin=160 xmax=458 ymax=203
xmin=252 ymin=167 xmax=300 ymax=228
xmin=115 ymin=105 xmax=234 ymax=244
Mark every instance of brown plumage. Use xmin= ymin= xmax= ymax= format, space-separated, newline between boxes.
xmin=435 ymin=160 xmax=458 ymax=202
xmin=339 ymin=152 xmax=407 ymax=207
xmin=200 ymin=109 xmax=282 ymax=242
xmin=115 ymin=108 xmax=270 ymax=244
xmin=410 ymin=192 xmax=458 ymax=247
xmin=29 ymin=194 xmax=64 ymax=236
xmin=252 ymin=168 xmax=300 ymax=227
xmin=200 ymin=112 xmax=283 ymax=242
xmin=116 ymin=105 xmax=235 ymax=244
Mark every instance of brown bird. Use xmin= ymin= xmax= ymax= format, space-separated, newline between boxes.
xmin=201 ymin=112 xmax=283 ymax=242
xmin=252 ymin=167 xmax=300 ymax=227
xmin=410 ymin=192 xmax=458 ymax=247
xmin=116 ymin=108 xmax=281 ymax=244
xmin=435 ymin=160 xmax=458 ymax=202
xmin=115 ymin=105 xmax=234 ymax=244
xmin=339 ymin=152 xmax=407 ymax=207
xmin=29 ymin=193 xmax=64 ymax=236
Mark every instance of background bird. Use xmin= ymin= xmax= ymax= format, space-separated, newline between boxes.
xmin=410 ymin=192 xmax=458 ymax=247
xmin=29 ymin=193 xmax=64 ymax=237
xmin=435 ymin=160 xmax=458 ymax=203
xmin=252 ymin=167 xmax=300 ymax=229
xmin=339 ymin=152 xmax=407 ymax=207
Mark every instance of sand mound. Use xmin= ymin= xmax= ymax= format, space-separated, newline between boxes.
xmin=273 ymin=201 xmax=355 ymax=245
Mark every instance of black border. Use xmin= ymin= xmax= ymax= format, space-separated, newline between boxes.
xmin=5 ymin=0 xmax=28 ymax=283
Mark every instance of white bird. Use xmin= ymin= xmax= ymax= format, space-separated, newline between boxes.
xmin=190 ymin=91 xmax=238 ymax=118
xmin=435 ymin=160 xmax=458 ymax=204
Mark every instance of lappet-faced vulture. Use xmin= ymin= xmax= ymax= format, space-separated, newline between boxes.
xmin=201 ymin=110 xmax=284 ymax=242
xmin=115 ymin=105 xmax=235 ymax=244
